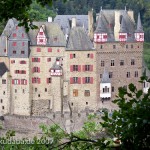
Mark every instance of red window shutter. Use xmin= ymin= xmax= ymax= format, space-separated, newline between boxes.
xmin=37 ymin=48 xmax=41 ymax=52
xmin=70 ymin=65 xmax=73 ymax=72
xmin=82 ymin=77 xmax=85 ymax=84
xmin=78 ymin=65 xmax=81 ymax=72
xmin=13 ymin=42 xmax=16 ymax=46
xmin=70 ymin=54 xmax=73 ymax=59
xmin=90 ymin=65 xmax=93 ymax=71
xmin=70 ymin=77 xmax=73 ymax=84
xmin=32 ymin=68 xmax=34 ymax=73
xmin=32 ymin=58 xmax=34 ymax=62
xmin=38 ymin=78 xmax=41 ymax=84
xmin=25 ymin=80 xmax=27 ymax=85
xmin=48 ymin=48 xmax=52 ymax=52
xmin=12 ymin=79 xmax=14 ymax=84
xmin=82 ymin=65 xmax=85 ymax=71
xmin=38 ymin=68 xmax=40 ymax=73
xmin=24 ymin=71 xmax=26 ymax=74
xmin=78 ymin=77 xmax=81 ymax=84
xmin=13 ymin=33 xmax=16 ymax=37
xmin=38 ymin=58 xmax=40 ymax=62
xmin=90 ymin=77 xmax=93 ymax=84
xmin=103 ymin=35 xmax=108 ymax=39
xmin=18 ymin=79 xmax=20 ymax=85
xmin=90 ymin=53 xmax=94 ymax=59
xmin=46 ymin=78 xmax=48 ymax=84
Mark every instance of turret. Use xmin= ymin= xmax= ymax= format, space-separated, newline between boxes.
xmin=94 ymin=9 xmax=107 ymax=43
xmin=134 ymin=13 xmax=144 ymax=42
xmin=119 ymin=17 xmax=127 ymax=42
xmin=100 ymin=70 xmax=111 ymax=101
xmin=50 ymin=58 xmax=62 ymax=76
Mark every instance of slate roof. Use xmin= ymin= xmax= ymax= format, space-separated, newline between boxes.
xmin=135 ymin=13 xmax=143 ymax=33
xmin=27 ymin=22 xmax=66 ymax=46
xmin=66 ymin=27 xmax=94 ymax=50
xmin=0 ymin=36 xmax=6 ymax=56
xmin=0 ymin=62 xmax=8 ymax=76
xmin=54 ymin=15 xmax=88 ymax=34
xmin=101 ymin=69 xmax=111 ymax=83
xmin=95 ymin=10 xmax=135 ymax=41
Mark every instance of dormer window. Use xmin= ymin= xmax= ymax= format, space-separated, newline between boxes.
xmin=37 ymin=26 xmax=47 ymax=45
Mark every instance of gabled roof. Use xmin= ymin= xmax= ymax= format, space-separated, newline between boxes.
xmin=101 ymin=69 xmax=111 ymax=83
xmin=54 ymin=15 xmax=88 ymax=34
xmin=66 ymin=27 xmax=94 ymax=50
xmin=27 ymin=22 xmax=66 ymax=46
xmin=0 ymin=62 xmax=8 ymax=76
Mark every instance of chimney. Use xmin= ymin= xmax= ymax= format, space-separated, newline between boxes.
xmin=48 ymin=17 xmax=52 ymax=22
xmin=88 ymin=9 xmax=94 ymax=40
xmin=72 ymin=17 xmax=76 ymax=28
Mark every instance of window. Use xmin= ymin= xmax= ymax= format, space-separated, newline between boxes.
xmin=1 ymin=99 xmax=3 ymax=103
xmin=3 ymin=91 xmax=5 ymax=95
xmin=87 ymin=54 xmax=90 ymax=58
xmin=32 ymin=77 xmax=40 ymax=84
xmin=39 ymin=39 xmax=43 ymax=42
xmin=85 ymin=90 xmax=90 ymax=97
xmin=11 ymin=60 xmax=15 ymax=64
xmin=101 ymin=61 xmax=105 ymax=67
xmin=126 ymin=45 xmax=128 ymax=49
xmin=20 ymin=60 xmax=26 ymax=64
xmin=85 ymin=77 xmax=90 ymax=83
xmin=39 ymin=32 xmax=43 ymax=35
xmin=23 ymin=89 xmax=25 ymax=93
xmin=111 ymin=60 xmax=114 ymax=66
xmin=37 ymin=48 xmax=41 ymax=52
xmin=112 ymin=86 xmax=114 ymax=92
xmin=86 ymin=102 xmax=88 ymax=105
xmin=15 ymin=89 xmax=17 ymax=93
xmin=32 ymin=58 xmax=40 ymax=62
xmin=22 ymin=33 xmax=24 ymax=38
xmin=131 ymin=59 xmax=135 ymax=65
xmin=120 ymin=60 xmax=124 ymax=66
xmin=73 ymin=89 xmax=78 ymax=97
xmin=4 ymin=49 xmax=6 ymax=53
xmin=71 ymin=103 xmax=73 ymax=106
xmin=109 ymin=72 xmax=113 ymax=78
xmin=45 ymin=88 xmax=47 ymax=92
xmin=2 ymin=106 xmax=4 ymax=110
xmin=135 ymin=71 xmax=138 ymax=77
xmin=13 ymin=50 xmax=16 ymax=54
xmin=21 ymin=51 xmax=25 ymax=54
xmin=33 ymin=67 xmax=40 ymax=73
xmin=22 ymin=42 xmax=25 ymax=46
xmin=13 ymin=79 xmax=20 ymax=85
xmin=73 ymin=65 xmax=78 ymax=71
xmin=73 ymin=77 xmax=78 ymax=84
xmin=100 ymin=74 xmax=102 ymax=78
xmin=13 ymin=33 xmax=16 ymax=37
xmin=12 ymin=42 xmax=17 ymax=46
xmin=35 ymin=88 xmax=37 ymax=92
xmin=85 ymin=65 xmax=90 ymax=71
xmin=100 ymin=45 xmax=103 ymax=49
xmin=38 ymin=94 xmax=40 ymax=97
xmin=47 ymin=58 xmax=51 ymax=62
xmin=2 ymin=79 xmax=6 ymax=84
xmin=73 ymin=54 xmax=76 ymax=58
xmin=15 ymin=70 xmax=19 ymax=74
xmin=127 ymin=72 xmax=130 ymax=78
xmin=131 ymin=45 xmax=133 ymax=48
xmin=21 ymin=79 xmax=27 ymax=85
xmin=47 ymin=78 xmax=51 ymax=84
xmin=57 ymin=49 xmax=60 ymax=52
xmin=113 ymin=45 xmax=116 ymax=49
xmin=103 ymin=86 xmax=109 ymax=93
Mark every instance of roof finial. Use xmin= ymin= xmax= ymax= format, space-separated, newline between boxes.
xmin=125 ymin=5 xmax=126 ymax=11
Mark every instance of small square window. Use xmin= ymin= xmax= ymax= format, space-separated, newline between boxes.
xmin=73 ymin=54 xmax=76 ymax=58
xmin=15 ymin=89 xmax=17 ymax=93
xmin=21 ymin=51 xmax=25 ymax=54
xmin=100 ymin=74 xmax=102 ymax=78
xmin=47 ymin=58 xmax=51 ymax=62
xmin=45 ymin=88 xmax=47 ymax=92
xmin=87 ymin=54 xmax=90 ymax=58
xmin=3 ymin=91 xmax=5 ymax=95
xmin=86 ymin=102 xmax=88 ymax=105
xmin=112 ymin=86 xmax=114 ymax=92
xmin=73 ymin=89 xmax=78 ymax=97
xmin=127 ymin=72 xmax=130 ymax=78
xmin=35 ymin=88 xmax=37 ymax=92
xmin=120 ymin=60 xmax=124 ymax=66
xmin=4 ymin=49 xmax=6 ymax=53
xmin=38 ymin=94 xmax=40 ymax=97
xmin=111 ymin=60 xmax=114 ymax=66
xmin=109 ymin=72 xmax=113 ymax=78
xmin=1 ymin=99 xmax=3 ymax=103
xmin=113 ymin=45 xmax=116 ymax=49
xmin=85 ymin=90 xmax=90 ymax=97
xmin=13 ymin=50 xmax=16 ymax=54
xmin=2 ymin=106 xmax=4 ymax=110
xmin=2 ymin=79 xmax=6 ymax=84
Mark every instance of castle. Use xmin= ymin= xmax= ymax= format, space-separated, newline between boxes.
xmin=0 ymin=9 xmax=144 ymax=116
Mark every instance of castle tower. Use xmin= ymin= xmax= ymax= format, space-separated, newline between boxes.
xmin=119 ymin=17 xmax=127 ymax=42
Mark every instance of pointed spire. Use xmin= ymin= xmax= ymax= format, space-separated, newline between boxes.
xmin=136 ymin=13 xmax=143 ymax=32
xmin=101 ymin=69 xmax=111 ymax=83
xmin=120 ymin=17 xmax=127 ymax=33
xmin=95 ymin=12 xmax=106 ymax=33
xmin=125 ymin=6 xmax=126 ymax=11
xmin=100 ymin=6 xmax=102 ymax=11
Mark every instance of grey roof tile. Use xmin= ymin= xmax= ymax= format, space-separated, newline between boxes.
xmin=66 ymin=27 xmax=94 ymax=50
